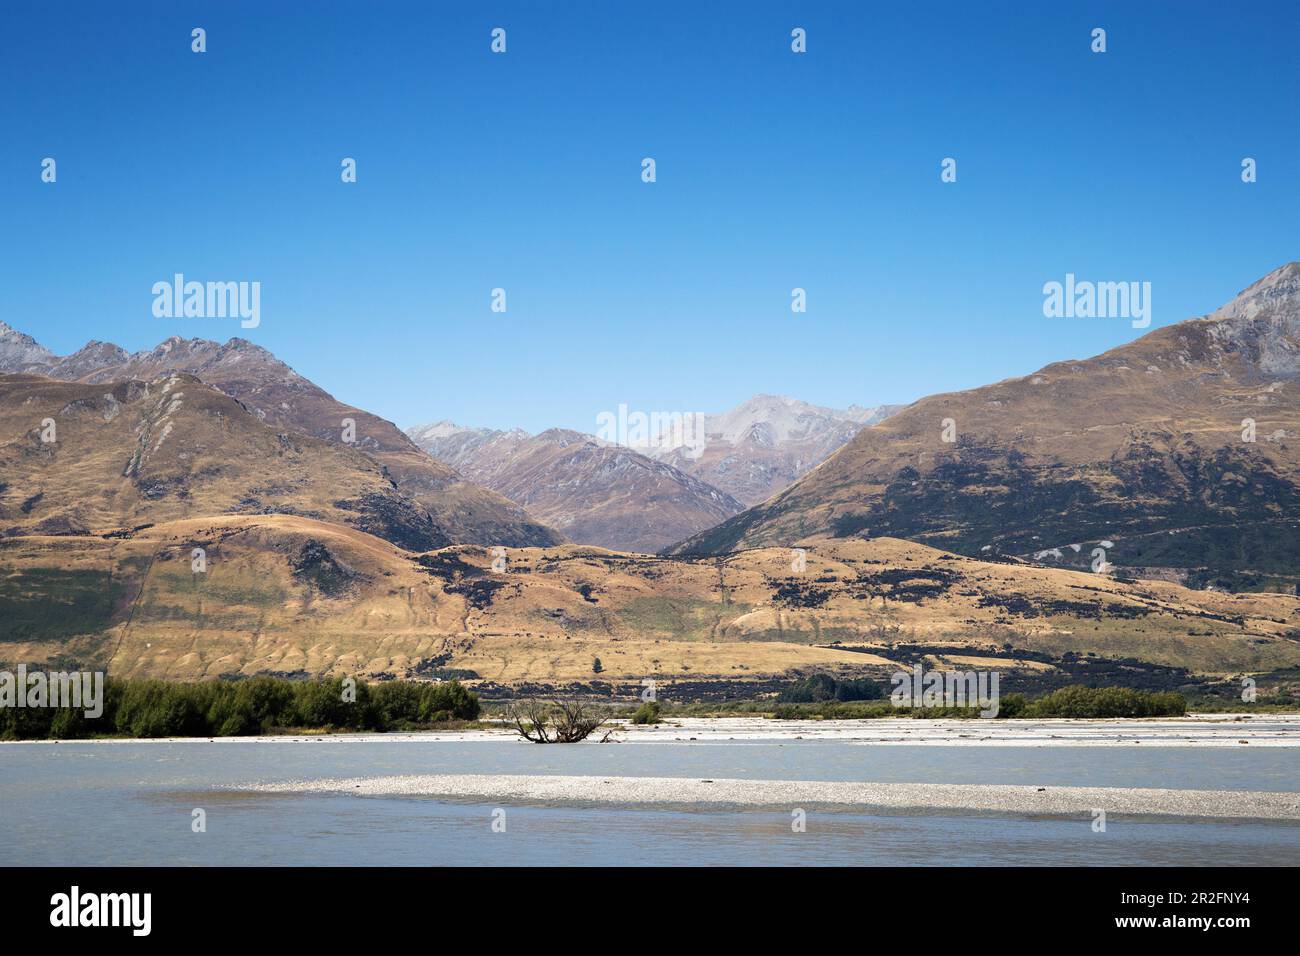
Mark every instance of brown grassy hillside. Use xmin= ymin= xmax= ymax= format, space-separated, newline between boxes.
xmin=670 ymin=265 xmax=1300 ymax=590
xmin=409 ymin=425 xmax=744 ymax=552
xmin=3 ymin=514 xmax=1295 ymax=684
xmin=36 ymin=335 xmax=563 ymax=547
xmin=0 ymin=372 xmax=448 ymax=550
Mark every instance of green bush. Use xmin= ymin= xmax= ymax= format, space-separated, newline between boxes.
xmin=372 ymin=681 xmax=423 ymax=724
xmin=291 ymin=678 xmax=380 ymax=730
xmin=372 ymin=679 xmax=480 ymax=726
xmin=631 ymin=701 xmax=662 ymax=724
xmin=995 ymin=693 xmax=1027 ymax=718
xmin=777 ymin=673 xmax=883 ymax=703
xmin=1025 ymin=686 xmax=1186 ymax=718
xmin=769 ymin=686 xmax=1187 ymax=721
xmin=420 ymin=680 xmax=480 ymax=722
xmin=206 ymin=676 xmax=297 ymax=736
xmin=115 ymin=680 xmax=211 ymax=737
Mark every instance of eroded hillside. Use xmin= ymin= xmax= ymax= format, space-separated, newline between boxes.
xmin=3 ymin=514 xmax=1296 ymax=685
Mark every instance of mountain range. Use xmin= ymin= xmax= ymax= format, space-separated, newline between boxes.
xmin=407 ymin=395 xmax=897 ymax=552
xmin=0 ymin=327 xmax=561 ymax=549
xmin=2 ymin=322 xmax=888 ymax=556
xmin=0 ymin=370 xmax=447 ymax=549
xmin=406 ymin=423 xmax=745 ymax=553
xmin=644 ymin=395 xmax=902 ymax=506
xmin=3 ymin=263 xmax=1299 ymax=688
xmin=670 ymin=263 xmax=1300 ymax=594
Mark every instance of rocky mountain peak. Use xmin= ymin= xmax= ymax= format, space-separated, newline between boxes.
xmin=535 ymin=428 xmax=597 ymax=448
xmin=1206 ymin=261 xmax=1300 ymax=376
xmin=45 ymin=340 xmax=131 ymax=378
xmin=0 ymin=320 xmax=56 ymax=372
xmin=406 ymin=420 xmax=471 ymax=443
xmin=1211 ymin=262 xmax=1300 ymax=321
xmin=643 ymin=393 xmax=903 ymax=505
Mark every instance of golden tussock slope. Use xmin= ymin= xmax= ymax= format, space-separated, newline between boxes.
xmin=3 ymin=515 xmax=1296 ymax=684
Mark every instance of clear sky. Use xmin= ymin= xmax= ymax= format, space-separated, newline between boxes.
xmin=4 ymin=1 xmax=1297 ymax=433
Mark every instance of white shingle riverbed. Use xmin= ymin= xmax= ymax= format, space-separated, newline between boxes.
xmin=244 ymin=773 xmax=1300 ymax=820
xmin=12 ymin=714 xmax=1295 ymax=747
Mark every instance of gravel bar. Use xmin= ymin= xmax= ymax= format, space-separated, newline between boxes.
xmin=18 ymin=714 xmax=1296 ymax=747
xmin=245 ymin=773 xmax=1300 ymax=820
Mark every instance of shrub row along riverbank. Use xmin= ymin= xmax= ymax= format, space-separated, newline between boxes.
xmin=0 ymin=676 xmax=480 ymax=740
xmin=2 ymin=680 xmax=1192 ymax=740
xmin=769 ymin=686 xmax=1188 ymax=720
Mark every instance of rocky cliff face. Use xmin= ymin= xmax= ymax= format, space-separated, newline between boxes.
xmin=1205 ymin=261 xmax=1300 ymax=376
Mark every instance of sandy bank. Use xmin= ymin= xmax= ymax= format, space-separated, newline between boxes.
xmin=243 ymin=772 xmax=1300 ymax=820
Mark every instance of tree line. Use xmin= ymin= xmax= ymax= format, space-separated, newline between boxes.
xmin=0 ymin=676 xmax=480 ymax=739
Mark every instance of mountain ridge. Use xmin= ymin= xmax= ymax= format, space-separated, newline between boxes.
xmin=646 ymin=394 xmax=903 ymax=506
xmin=0 ymin=329 xmax=563 ymax=548
xmin=0 ymin=370 xmax=449 ymax=549
xmin=407 ymin=421 xmax=744 ymax=552
xmin=667 ymin=263 xmax=1300 ymax=592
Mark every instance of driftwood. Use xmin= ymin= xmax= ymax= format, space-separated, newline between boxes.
xmin=505 ymin=698 xmax=610 ymax=743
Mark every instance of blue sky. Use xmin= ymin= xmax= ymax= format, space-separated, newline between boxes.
xmin=4 ymin=1 xmax=1297 ymax=433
